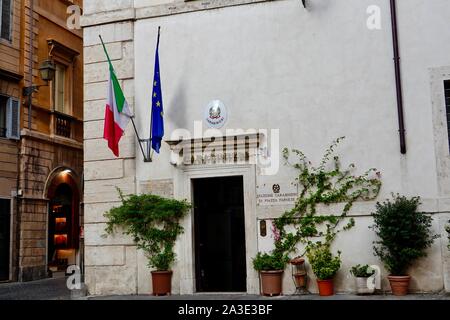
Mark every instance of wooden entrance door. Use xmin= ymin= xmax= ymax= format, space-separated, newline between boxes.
xmin=193 ymin=176 xmax=247 ymax=292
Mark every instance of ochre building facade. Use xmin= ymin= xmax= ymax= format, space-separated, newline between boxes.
xmin=0 ymin=0 xmax=84 ymax=282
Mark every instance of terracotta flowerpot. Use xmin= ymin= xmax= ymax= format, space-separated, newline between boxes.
xmin=290 ymin=257 xmax=307 ymax=289
xmin=388 ymin=275 xmax=411 ymax=296
xmin=293 ymin=273 xmax=307 ymax=288
xmin=151 ymin=270 xmax=173 ymax=296
xmin=260 ymin=270 xmax=283 ymax=296
xmin=317 ymin=279 xmax=334 ymax=296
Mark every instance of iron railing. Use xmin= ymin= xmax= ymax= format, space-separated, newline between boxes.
xmin=55 ymin=112 xmax=72 ymax=138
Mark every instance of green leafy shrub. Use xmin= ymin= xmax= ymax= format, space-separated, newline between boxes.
xmin=350 ymin=264 xmax=375 ymax=278
xmin=252 ymin=251 xmax=290 ymax=271
xmin=370 ymin=194 xmax=439 ymax=276
xmin=104 ymin=189 xmax=191 ymax=271
xmin=306 ymin=242 xmax=341 ymax=280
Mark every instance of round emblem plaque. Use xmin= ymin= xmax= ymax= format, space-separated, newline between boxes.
xmin=204 ymin=100 xmax=227 ymax=129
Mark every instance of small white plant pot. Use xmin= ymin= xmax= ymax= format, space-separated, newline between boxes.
xmin=355 ymin=277 xmax=375 ymax=295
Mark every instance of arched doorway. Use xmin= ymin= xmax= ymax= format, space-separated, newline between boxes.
xmin=46 ymin=169 xmax=80 ymax=277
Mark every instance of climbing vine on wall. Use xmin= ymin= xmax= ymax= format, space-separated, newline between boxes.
xmin=271 ymin=137 xmax=382 ymax=260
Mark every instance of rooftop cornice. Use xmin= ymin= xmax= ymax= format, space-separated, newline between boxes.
xmin=81 ymin=0 xmax=280 ymax=28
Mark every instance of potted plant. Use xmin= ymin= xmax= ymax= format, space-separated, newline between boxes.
xmin=252 ymin=250 xmax=289 ymax=296
xmin=350 ymin=264 xmax=375 ymax=295
xmin=306 ymin=242 xmax=341 ymax=296
xmin=370 ymin=194 xmax=439 ymax=296
xmin=104 ymin=190 xmax=191 ymax=296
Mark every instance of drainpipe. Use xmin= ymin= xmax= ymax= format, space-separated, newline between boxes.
xmin=389 ymin=0 xmax=406 ymax=154
xmin=14 ymin=136 xmax=21 ymax=281
xmin=28 ymin=0 xmax=34 ymax=131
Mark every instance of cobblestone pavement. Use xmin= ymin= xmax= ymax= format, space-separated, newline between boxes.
xmin=88 ymin=293 xmax=450 ymax=300
xmin=0 ymin=277 xmax=71 ymax=300
xmin=0 ymin=278 xmax=448 ymax=301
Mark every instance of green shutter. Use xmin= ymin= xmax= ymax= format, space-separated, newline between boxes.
xmin=6 ymin=97 xmax=20 ymax=140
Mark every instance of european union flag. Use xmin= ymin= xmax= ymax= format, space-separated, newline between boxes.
xmin=151 ymin=27 xmax=164 ymax=153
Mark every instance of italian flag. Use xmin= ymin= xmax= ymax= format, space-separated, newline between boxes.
xmin=103 ymin=60 xmax=133 ymax=157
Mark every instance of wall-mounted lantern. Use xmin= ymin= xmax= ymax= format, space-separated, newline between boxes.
xmin=22 ymin=59 xmax=56 ymax=131
xmin=23 ymin=59 xmax=56 ymax=96
xmin=38 ymin=59 xmax=56 ymax=82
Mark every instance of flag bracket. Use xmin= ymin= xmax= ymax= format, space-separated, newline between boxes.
xmin=140 ymin=138 xmax=154 ymax=163
xmin=130 ymin=116 xmax=153 ymax=162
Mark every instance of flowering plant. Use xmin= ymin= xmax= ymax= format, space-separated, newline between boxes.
xmin=252 ymin=221 xmax=289 ymax=271
xmin=271 ymin=220 xmax=281 ymax=242
xmin=252 ymin=137 xmax=382 ymax=274
xmin=275 ymin=137 xmax=382 ymax=256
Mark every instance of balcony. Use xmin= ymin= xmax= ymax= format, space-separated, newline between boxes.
xmin=55 ymin=112 xmax=72 ymax=138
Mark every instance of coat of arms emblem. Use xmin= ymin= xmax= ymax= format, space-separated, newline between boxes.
xmin=272 ymin=184 xmax=281 ymax=194
xmin=209 ymin=105 xmax=221 ymax=119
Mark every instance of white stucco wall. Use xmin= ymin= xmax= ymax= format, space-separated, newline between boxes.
xmin=83 ymin=0 xmax=450 ymax=296
xmin=133 ymin=0 xmax=450 ymax=195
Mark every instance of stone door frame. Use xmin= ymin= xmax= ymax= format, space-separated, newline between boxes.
xmin=174 ymin=163 xmax=259 ymax=294
xmin=429 ymin=66 xmax=450 ymax=292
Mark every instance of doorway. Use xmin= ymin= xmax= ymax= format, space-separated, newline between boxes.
xmin=47 ymin=183 xmax=77 ymax=275
xmin=193 ymin=176 xmax=247 ymax=292
xmin=0 ymin=199 xmax=11 ymax=281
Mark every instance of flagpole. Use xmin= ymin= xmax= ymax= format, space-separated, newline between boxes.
xmin=99 ymin=35 xmax=150 ymax=162
xmin=147 ymin=26 xmax=161 ymax=162
xmin=98 ymin=35 xmax=111 ymax=62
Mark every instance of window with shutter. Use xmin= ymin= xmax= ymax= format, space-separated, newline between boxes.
xmin=7 ymin=98 xmax=20 ymax=140
xmin=0 ymin=0 xmax=12 ymax=41
xmin=0 ymin=95 xmax=19 ymax=140
xmin=54 ymin=63 xmax=67 ymax=114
